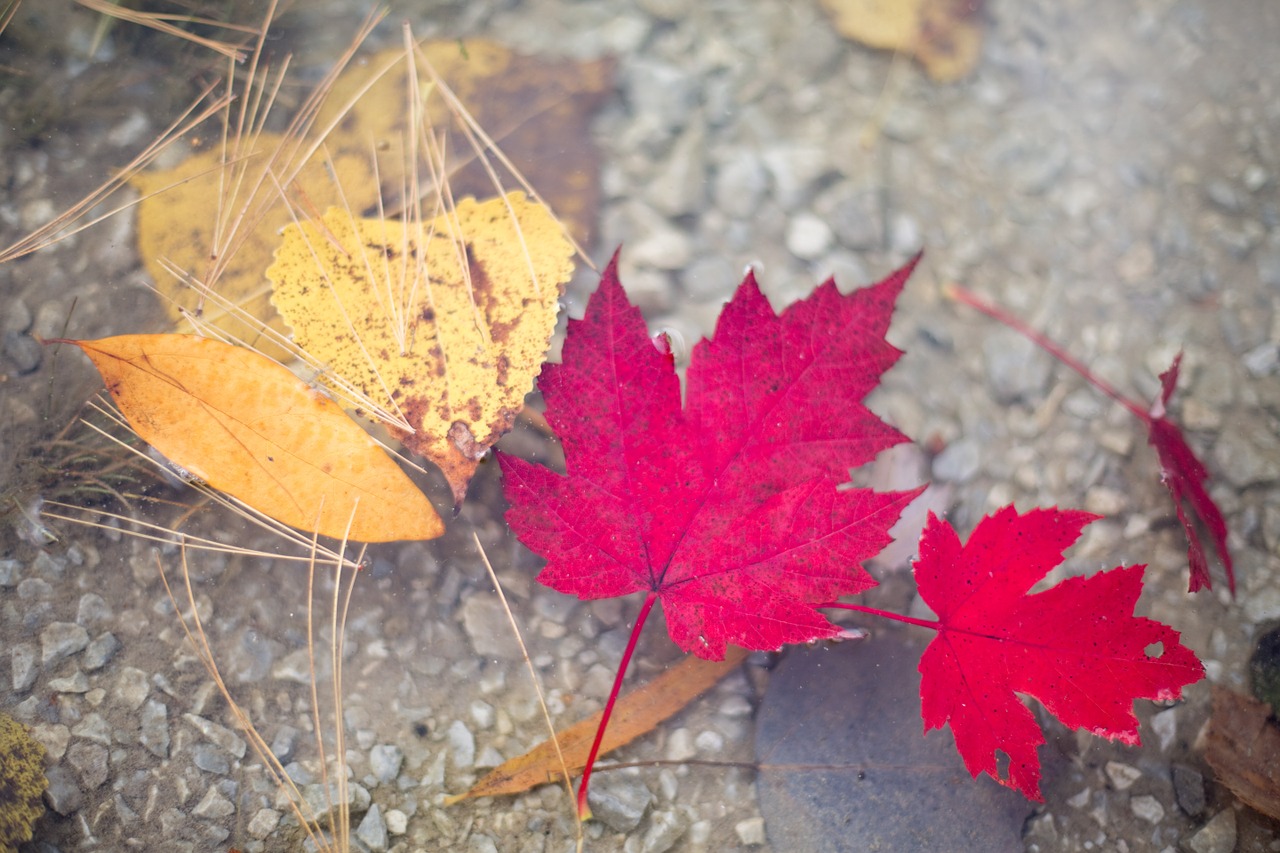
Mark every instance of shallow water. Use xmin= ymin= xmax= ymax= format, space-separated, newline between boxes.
xmin=3 ymin=1 xmax=1279 ymax=851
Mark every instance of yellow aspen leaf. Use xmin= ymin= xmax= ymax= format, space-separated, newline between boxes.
xmin=446 ymin=647 xmax=750 ymax=804
xmin=267 ymin=192 xmax=573 ymax=506
xmin=56 ymin=334 xmax=443 ymax=543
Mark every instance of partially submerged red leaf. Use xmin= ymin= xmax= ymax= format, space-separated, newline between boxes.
xmin=500 ymin=252 xmax=923 ymax=661
xmin=946 ymin=283 xmax=1234 ymax=594
xmin=1149 ymin=354 xmax=1233 ymax=593
xmin=913 ymin=506 xmax=1204 ymax=800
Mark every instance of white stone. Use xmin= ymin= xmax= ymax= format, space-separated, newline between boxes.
xmin=1130 ymin=794 xmax=1165 ymax=824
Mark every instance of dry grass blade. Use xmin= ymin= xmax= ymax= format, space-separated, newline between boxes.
xmin=470 ymin=532 xmax=584 ymax=852
xmin=157 ymin=523 xmax=364 ymax=853
xmin=0 ymin=83 xmax=231 ymax=264
xmin=75 ymin=0 xmax=254 ymax=61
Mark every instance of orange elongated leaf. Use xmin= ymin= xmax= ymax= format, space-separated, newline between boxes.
xmin=447 ymin=646 xmax=750 ymax=803
xmin=55 ymin=334 xmax=443 ymax=543
xmin=268 ymin=192 xmax=573 ymax=506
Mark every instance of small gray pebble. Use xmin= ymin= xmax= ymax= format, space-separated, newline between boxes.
xmin=66 ymin=740 xmax=109 ymax=790
xmin=11 ymin=643 xmax=38 ymax=692
xmin=642 ymin=808 xmax=688 ymax=853
xmin=271 ymin=724 xmax=299 ymax=762
xmin=369 ymin=744 xmax=403 ymax=784
xmin=587 ymin=777 xmax=653 ymax=832
xmin=82 ymin=633 xmax=120 ymax=671
xmin=139 ymin=699 xmax=169 ymax=759
xmin=76 ymin=593 xmax=113 ymax=627
xmin=41 ymin=622 xmax=90 ymax=666
xmin=192 ymin=785 xmax=235 ymax=819
xmin=932 ymin=439 xmax=982 ymax=484
xmin=0 ymin=558 xmax=20 ymax=587
xmin=191 ymin=743 xmax=230 ymax=775
xmin=356 ymin=803 xmax=389 ymax=852
xmin=1172 ymin=763 xmax=1206 ymax=818
xmin=3 ymin=329 xmax=41 ymax=373
xmin=43 ymin=764 xmax=85 ymax=815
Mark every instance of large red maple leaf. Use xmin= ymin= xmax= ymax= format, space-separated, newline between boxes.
xmin=911 ymin=506 xmax=1204 ymax=800
xmin=500 ymin=251 xmax=923 ymax=816
xmin=500 ymin=251 xmax=922 ymax=661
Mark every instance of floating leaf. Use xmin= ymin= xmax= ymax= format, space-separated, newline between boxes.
xmin=54 ymin=334 xmax=443 ymax=543
xmin=448 ymin=647 xmax=749 ymax=804
xmin=268 ymin=192 xmax=573 ymax=505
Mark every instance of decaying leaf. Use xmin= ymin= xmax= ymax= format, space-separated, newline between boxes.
xmin=318 ymin=40 xmax=613 ymax=247
xmin=820 ymin=0 xmax=984 ymax=83
xmin=54 ymin=334 xmax=443 ymax=543
xmin=1205 ymin=685 xmax=1280 ymax=821
xmin=448 ymin=647 xmax=750 ymax=803
xmin=134 ymin=38 xmax=609 ymax=347
xmin=268 ymin=192 xmax=573 ymax=505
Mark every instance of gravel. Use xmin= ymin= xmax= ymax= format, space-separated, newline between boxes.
xmin=2 ymin=0 xmax=1279 ymax=851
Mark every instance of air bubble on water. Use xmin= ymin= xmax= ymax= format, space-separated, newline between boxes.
xmin=653 ymin=327 xmax=688 ymax=362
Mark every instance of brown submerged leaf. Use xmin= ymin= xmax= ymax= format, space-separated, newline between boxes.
xmin=447 ymin=647 xmax=749 ymax=803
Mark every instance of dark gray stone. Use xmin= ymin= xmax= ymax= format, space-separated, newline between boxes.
xmin=82 ymin=633 xmax=120 ymax=671
xmin=1172 ymin=763 xmax=1206 ymax=818
xmin=755 ymin=629 xmax=1031 ymax=852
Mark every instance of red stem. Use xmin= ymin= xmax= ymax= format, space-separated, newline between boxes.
xmin=944 ymin=282 xmax=1151 ymax=424
xmin=576 ymin=590 xmax=657 ymax=820
xmin=821 ymin=602 xmax=939 ymax=630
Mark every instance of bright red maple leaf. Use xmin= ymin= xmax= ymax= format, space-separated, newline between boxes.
xmin=946 ymin=283 xmax=1233 ymax=594
xmin=501 ymin=251 xmax=922 ymax=660
xmin=911 ymin=506 xmax=1203 ymax=800
xmin=499 ymin=250 xmax=923 ymax=815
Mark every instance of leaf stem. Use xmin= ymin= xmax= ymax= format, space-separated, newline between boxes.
xmin=821 ymin=602 xmax=939 ymax=631
xmin=943 ymin=282 xmax=1151 ymax=424
xmin=576 ymin=590 xmax=657 ymax=821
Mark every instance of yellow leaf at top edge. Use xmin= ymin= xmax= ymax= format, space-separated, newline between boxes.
xmin=266 ymin=192 xmax=573 ymax=505
xmin=70 ymin=334 xmax=443 ymax=543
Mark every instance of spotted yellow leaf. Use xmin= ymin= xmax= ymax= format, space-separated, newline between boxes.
xmin=267 ymin=192 xmax=573 ymax=505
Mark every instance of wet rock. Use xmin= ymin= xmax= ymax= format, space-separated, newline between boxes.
xmin=1150 ymin=707 xmax=1178 ymax=752
xmin=191 ymin=743 xmax=229 ymax=774
xmin=647 ymin=117 xmax=707 ymax=217
xmin=1105 ymin=761 xmax=1142 ymax=790
xmin=356 ymin=803 xmax=389 ymax=852
xmin=933 ymin=438 xmax=981 ymax=484
xmin=114 ymin=666 xmax=150 ymax=710
xmin=1130 ymin=794 xmax=1164 ymax=824
xmin=369 ymin=743 xmax=403 ymax=784
xmin=785 ymin=213 xmax=833 ymax=260
xmin=270 ymin=725 xmax=299 ymax=762
xmin=301 ymin=780 xmax=369 ymax=818
xmin=1172 ymin=758 xmax=1203 ymax=814
xmin=66 ymin=740 xmax=109 ymax=789
xmin=247 ymin=808 xmax=281 ymax=839
xmin=446 ymin=720 xmax=475 ymax=768
xmin=714 ymin=149 xmax=770 ymax=218
xmin=642 ymin=808 xmax=687 ymax=853
xmin=0 ymin=559 xmax=19 ymax=587
xmin=48 ymin=671 xmax=89 ymax=694
xmin=3 ymin=330 xmax=42 ymax=374
xmin=459 ymin=594 xmax=521 ymax=660
xmin=182 ymin=713 xmax=246 ymax=758
xmin=192 ymin=785 xmax=235 ymax=819
xmin=75 ymin=593 xmax=112 ymax=627
xmin=1187 ymin=808 xmax=1236 ymax=853
xmin=40 ymin=622 xmax=89 ymax=666
xmin=1249 ymin=625 xmax=1280 ymax=713
xmin=139 ymin=699 xmax=169 ymax=759
xmin=82 ymin=633 xmax=120 ymax=671
xmin=735 ymin=816 xmax=766 ymax=846
xmin=10 ymin=643 xmax=38 ymax=692
xmin=70 ymin=714 xmax=110 ymax=746
xmin=43 ymin=764 xmax=84 ymax=815
xmin=587 ymin=776 xmax=653 ymax=831
xmin=984 ymin=330 xmax=1052 ymax=404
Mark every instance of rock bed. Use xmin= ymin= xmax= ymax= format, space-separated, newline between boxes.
xmin=3 ymin=0 xmax=1280 ymax=851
